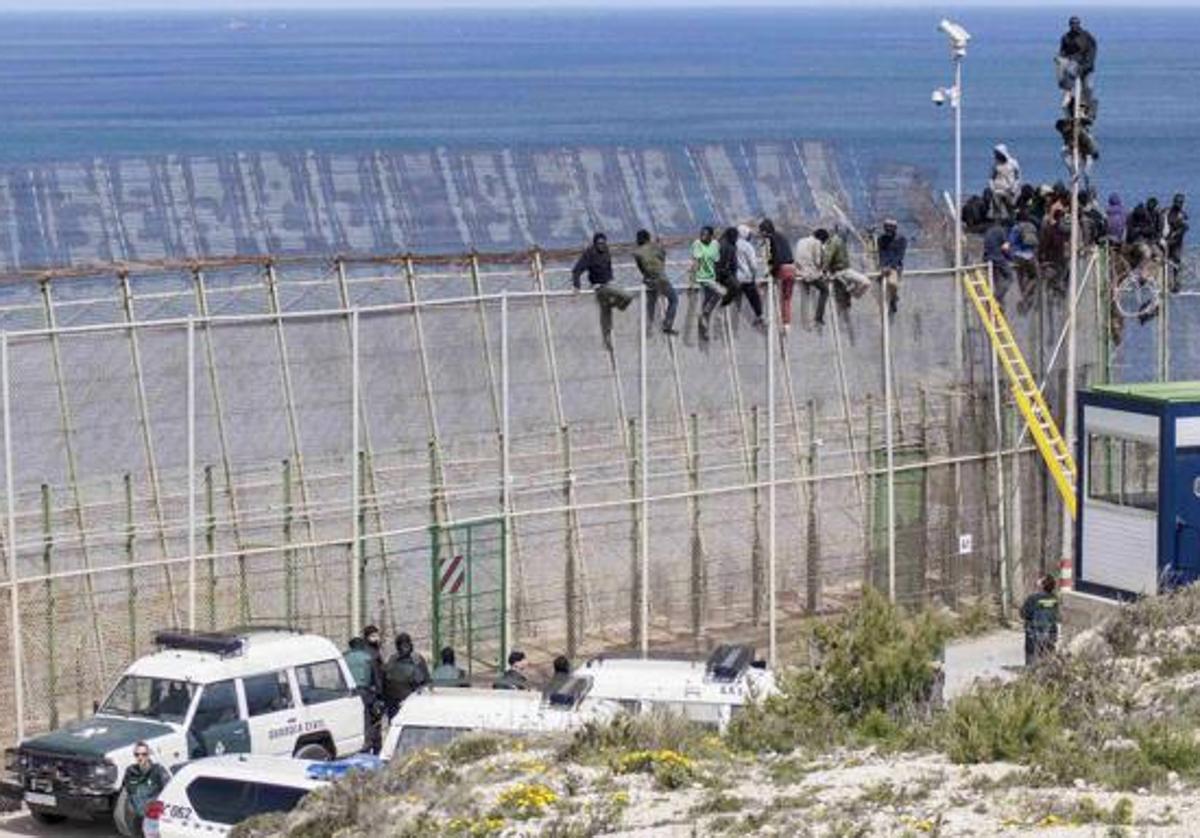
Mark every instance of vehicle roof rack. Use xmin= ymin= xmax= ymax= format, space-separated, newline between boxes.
xmin=153 ymin=629 xmax=244 ymax=657
xmin=221 ymin=624 xmax=303 ymax=636
xmin=546 ymin=675 xmax=592 ymax=709
xmin=706 ymin=644 xmax=753 ymax=682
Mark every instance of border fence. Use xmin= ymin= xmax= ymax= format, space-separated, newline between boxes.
xmin=1 ymin=238 xmax=1176 ymax=745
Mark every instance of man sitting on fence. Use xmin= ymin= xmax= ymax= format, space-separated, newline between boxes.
xmin=572 ymin=233 xmax=633 ymax=350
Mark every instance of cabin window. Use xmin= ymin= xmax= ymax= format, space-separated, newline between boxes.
xmin=1087 ymin=434 xmax=1157 ymax=512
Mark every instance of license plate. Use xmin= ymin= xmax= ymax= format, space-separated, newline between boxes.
xmin=24 ymin=791 xmax=56 ymax=807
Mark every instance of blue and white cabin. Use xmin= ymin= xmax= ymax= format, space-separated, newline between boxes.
xmin=1077 ymin=383 xmax=1200 ymax=598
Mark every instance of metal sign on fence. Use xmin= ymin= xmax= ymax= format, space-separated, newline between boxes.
xmin=430 ymin=517 xmax=506 ymax=675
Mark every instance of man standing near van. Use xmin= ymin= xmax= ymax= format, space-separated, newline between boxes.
xmin=383 ymin=632 xmax=430 ymax=719
xmin=120 ymin=742 xmax=169 ymax=836
xmin=344 ymin=636 xmax=382 ymax=753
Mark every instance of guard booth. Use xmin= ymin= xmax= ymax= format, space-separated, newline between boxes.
xmin=1076 ymin=382 xmax=1200 ymax=598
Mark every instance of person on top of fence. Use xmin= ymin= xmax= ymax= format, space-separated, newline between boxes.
xmin=690 ymin=225 xmax=724 ymax=342
xmin=1056 ymin=16 xmax=1097 ymax=109
xmin=875 ymin=219 xmax=907 ymax=317
xmin=988 ymin=144 xmax=1022 ymax=221
xmin=493 ymin=649 xmax=532 ymax=690
xmin=1008 ymin=209 xmax=1040 ymax=310
xmin=383 ymin=632 xmax=430 ymax=718
xmin=794 ymin=227 xmax=825 ymax=328
xmin=632 ymin=229 xmax=679 ymax=336
xmin=1165 ymin=193 xmax=1188 ymax=290
xmin=1105 ymin=193 xmax=1127 ymax=246
xmin=814 ymin=227 xmax=870 ymax=326
xmin=572 ymin=232 xmax=633 ymax=351
xmin=735 ymin=224 xmax=766 ymax=328
xmin=983 ymin=219 xmax=1015 ymax=305
xmin=758 ymin=218 xmax=796 ymax=334
xmin=1020 ymin=574 xmax=1060 ymax=667
xmin=430 ymin=645 xmax=469 ymax=687
xmin=1038 ymin=205 xmax=1070 ymax=295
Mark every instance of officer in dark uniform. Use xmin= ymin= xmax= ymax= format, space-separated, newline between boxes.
xmin=544 ymin=655 xmax=571 ymax=697
xmin=383 ymin=632 xmax=430 ymax=719
xmin=120 ymin=741 xmax=169 ymax=836
xmin=1020 ymin=575 xmax=1060 ymax=667
xmin=493 ymin=649 xmax=531 ymax=691
xmin=430 ymin=646 xmax=469 ymax=687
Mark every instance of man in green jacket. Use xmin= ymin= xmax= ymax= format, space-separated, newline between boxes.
xmin=633 ymin=229 xmax=679 ymax=335
xmin=121 ymin=742 xmax=169 ymax=835
xmin=1021 ymin=575 xmax=1060 ymax=667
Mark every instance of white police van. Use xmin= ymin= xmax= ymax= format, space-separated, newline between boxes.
xmin=5 ymin=628 xmax=363 ymax=834
xmin=575 ymin=644 xmax=776 ymax=731
xmin=380 ymin=676 xmax=622 ymax=759
xmin=142 ymin=753 xmax=381 ymax=838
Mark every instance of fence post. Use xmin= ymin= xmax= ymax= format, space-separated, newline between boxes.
xmin=205 ymin=465 xmax=216 ymax=630
xmin=187 ymin=318 xmax=196 ymax=632
xmin=627 ymin=417 xmax=641 ymax=649
xmin=3 ymin=332 xmax=25 ymax=741
xmin=350 ymin=310 xmax=361 ymax=633
xmin=767 ymin=272 xmax=777 ymax=667
xmin=124 ymin=474 xmax=136 ymax=646
xmin=880 ymin=264 xmax=897 ymax=603
xmin=689 ymin=413 xmax=702 ymax=646
xmin=806 ymin=399 xmax=820 ymax=614
xmin=41 ymin=483 xmax=56 ymax=729
xmin=562 ymin=425 xmax=578 ymax=660
xmin=283 ymin=458 xmax=294 ymax=625
xmin=639 ymin=284 xmax=650 ymax=658
xmin=500 ymin=291 xmax=511 ymax=664
xmin=750 ymin=404 xmax=763 ymax=626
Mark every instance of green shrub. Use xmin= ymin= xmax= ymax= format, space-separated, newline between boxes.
xmin=938 ymin=679 xmax=1063 ymax=764
xmin=446 ymin=734 xmax=505 ymax=765
xmin=560 ymin=710 xmax=714 ymax=764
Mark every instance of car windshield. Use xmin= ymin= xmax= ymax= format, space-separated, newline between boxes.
xmin=100 ymin=675 xmax=195 ymax=723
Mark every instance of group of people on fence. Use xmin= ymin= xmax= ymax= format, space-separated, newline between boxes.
xmin=961 ymin=16 xmax=1189 ymax=319
xmin=571 ymin=217 xmax=907 ymax=348
xmin=341 ymin=624 xmax=569 ymax=753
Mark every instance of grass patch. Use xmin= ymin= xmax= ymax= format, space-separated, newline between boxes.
xmin=691 ymin=790 xmax=746 ymax=815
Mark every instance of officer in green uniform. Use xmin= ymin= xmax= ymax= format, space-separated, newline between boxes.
xmin=430 ymin=646 xmax=469 ymax=687
xmin=344 ymin=636 xmax=381 ymax=752
xmin=121 ymin=741 xmax=169 ymax=835
xmin=1020 ymin=575 xmax=1060 ymax=667
xmin=543 ymin=655 xmax=571 ymax=697
xmin=383 ymin=632 xmax=430 ymax=718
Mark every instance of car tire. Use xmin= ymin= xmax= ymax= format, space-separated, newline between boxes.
xmin=112 ymin=789 xmax=137 ymax=838
xmin=293 ymin=741 xmax=332 ymax=761
xmin=28 ymin=807 xmax=67 ymax=826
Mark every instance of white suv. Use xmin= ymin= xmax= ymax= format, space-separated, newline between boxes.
xmin=5 ymin=628 xmax=364 ymax=832
xmin=142 ymin=753 xmax=381 ymax=838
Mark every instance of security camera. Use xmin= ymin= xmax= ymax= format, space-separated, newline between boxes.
xmin=938 ymin=18 xmax=970 ymax=54
xmin=931 ymin=89 xmax=947 ymax=107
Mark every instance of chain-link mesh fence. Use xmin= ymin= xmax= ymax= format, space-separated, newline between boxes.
xmin=0 ymin=239 xmax=1160 ymax=745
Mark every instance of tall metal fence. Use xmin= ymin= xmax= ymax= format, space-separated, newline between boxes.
xmin=0 ymin=241 xmax=1150 ymax=745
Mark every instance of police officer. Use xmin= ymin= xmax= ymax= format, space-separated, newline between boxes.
xmin=343 ymin=636 xmax=382 ymax=753
xmin=1020 ymin=575 xmax=1060 ymax=667
xmin=430 ymin=646 xmax=469 ymax=687
xmin=544 ymin=655 xmax=571 ymax=697
xmin=383 ymin=632 xmax=430 ymax=718
xmin=362 ymin=624 xmax=385 ymax=689
xmin=120 ymin=741 xmax=169 ymax=836
xmin=493 ymin=649 xmax=531 ymax=690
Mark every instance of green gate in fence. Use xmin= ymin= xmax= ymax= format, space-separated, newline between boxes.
xmin=430 ymin=517 xmax=507 ymax=675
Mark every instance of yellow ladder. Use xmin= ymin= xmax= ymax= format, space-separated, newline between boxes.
xmin=961 ymin=268 xmax=1078 ymax=518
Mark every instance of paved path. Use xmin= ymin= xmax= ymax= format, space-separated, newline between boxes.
xmin=0 ymin=811 xmax=117 ymax=838
xmin=943 ymin=628 xmax=1026 ymax=700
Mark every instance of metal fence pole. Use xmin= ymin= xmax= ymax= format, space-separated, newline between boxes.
xmin=767 ymin=275 xmax=777 ymax=667
xmin=500 ymin=292 xmax=511 ymax=663
xmin=187 ymin=318 xmax=196 ymax=631
xmin=3 ymin=333 xmax=25 ymax=741
xmin=639 ymin=285 xmax=649 ymax=657
xmin=986 ymin=264 xmax=1009 ymax=616
xmin=350 ymin=310 xmax=361 ymax=631
xmin=881 ymin=267 xmax=897 ymax=602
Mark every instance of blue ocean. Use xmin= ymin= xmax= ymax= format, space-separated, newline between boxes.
xmin=0 ymin=6 xmax=1195 ymax=205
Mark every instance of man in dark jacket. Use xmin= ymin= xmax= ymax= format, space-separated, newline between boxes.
xmin=121 ymin=742 xmax=170 ymax=835
xmin=876 ymin=219 xmax=907 ymax=316
xmin=544 ymin=655 xmax=572 ymax=697
xmin=1166 ymin=193 xmax=1188 ymax=289
xmin=759 ymin=218 xmax=796 ymax=332
xmin=983 ymin=221 xmax=1014 ymax=304
xmin=632 ymin=229 xmax=679 ymax=336
xmin=1020 ymin=575 xmax=1060 ymax=667
xmin=1057 ymin=16 xmax=1097 ymax=108
xmin=493 ymin=649 xmax=532 ymax=690
xmin=572 ymin=233 xmax=633 ymax=350
xmin=383 ymin=632 xmax=430 ymax=718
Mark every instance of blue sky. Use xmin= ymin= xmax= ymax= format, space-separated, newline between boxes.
xmin=0 ymin=0 xmax=1188 ymax=10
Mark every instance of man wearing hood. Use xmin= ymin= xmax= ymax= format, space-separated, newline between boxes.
xmin=989 ymin=145 xmax=1021 ymax=221
xmin=875 ymin=219 xmax=907 ymax=316
xmin=735 ymin=225 xmax=765 ymax=327
xmin=572 ymin=233 xmax=633 ymax=350
xmin=633 ymin=229 xmax=679 ymax=336
xmin=383 ymin=632 xmax=430 ymax=718
xmin=1165 ymin=193 xmax=1188 ymax=289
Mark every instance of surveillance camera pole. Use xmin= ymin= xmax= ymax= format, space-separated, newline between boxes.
xmin=1063 ymin=75 xmax=1082 ymax=583
xmin=953 ymin=48 xmax=964 ymax=385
